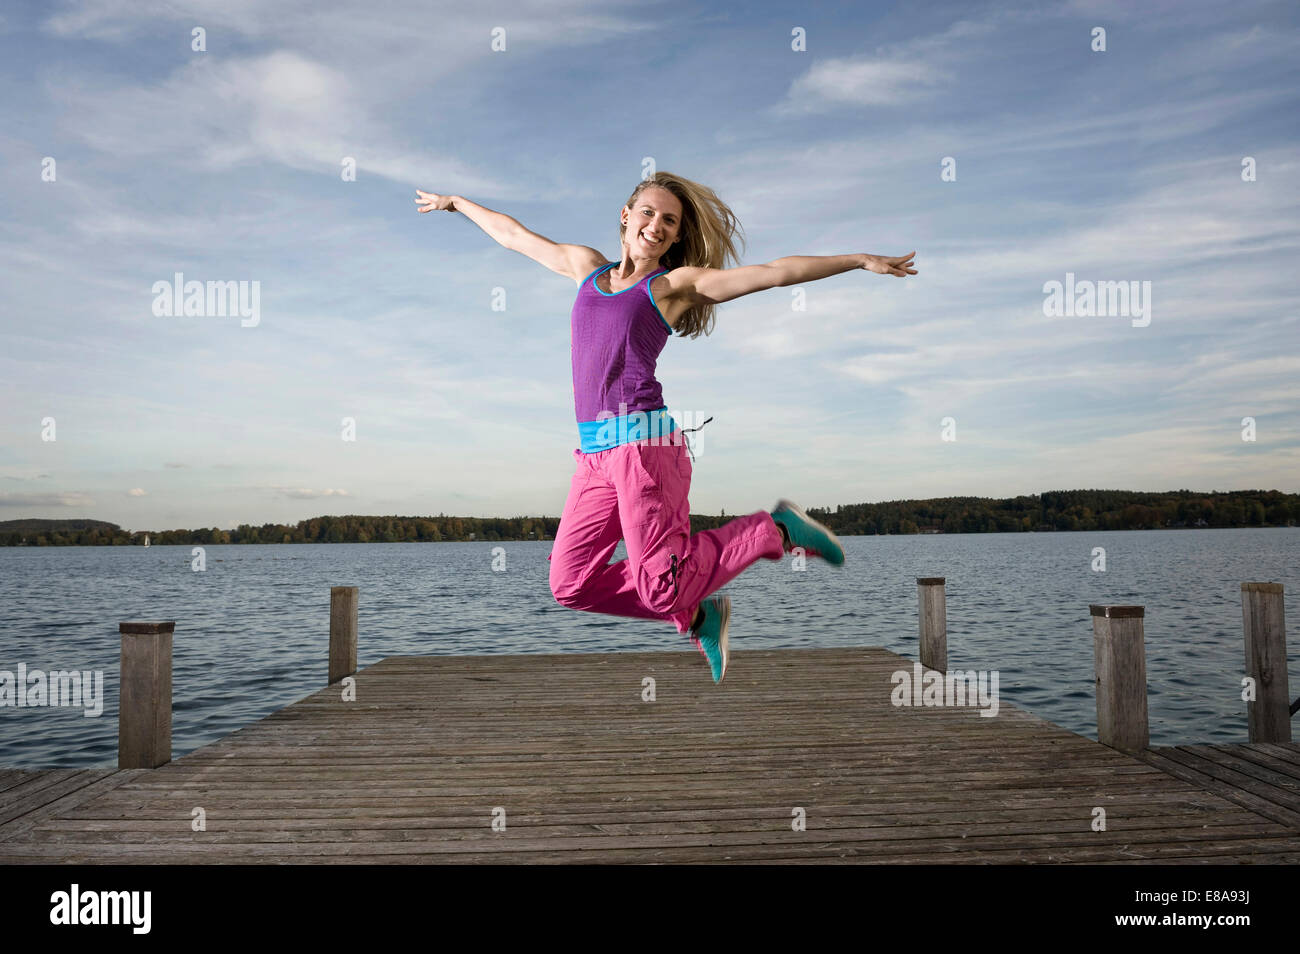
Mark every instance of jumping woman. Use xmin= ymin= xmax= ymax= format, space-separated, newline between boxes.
xmin=415 ymin=172 xmax=916 ymax=683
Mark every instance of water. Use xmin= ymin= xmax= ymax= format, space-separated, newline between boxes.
xmin=1 ymin=529 xmax=1296 ymax=767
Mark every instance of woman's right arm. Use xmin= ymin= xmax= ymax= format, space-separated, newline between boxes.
xmin=416 ymin=191 xmax=520 ymax=247
xmin=415 ymin=190 xmax=605 ymax=283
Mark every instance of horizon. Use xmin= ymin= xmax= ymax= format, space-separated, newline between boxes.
xmin=4 ymin=485 xmax=1296 ymax=535
xmin=3 ymin=0 xmax=1298 ymax=530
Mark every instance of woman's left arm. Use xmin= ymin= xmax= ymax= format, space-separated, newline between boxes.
xmin=773 ymin=251 xmax=917 ymax=283
xmin=663 ymin=252 xmax=917 ymax=307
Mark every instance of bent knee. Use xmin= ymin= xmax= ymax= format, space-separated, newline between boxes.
xmin=550 ymin=572 xmax=583 ymax=608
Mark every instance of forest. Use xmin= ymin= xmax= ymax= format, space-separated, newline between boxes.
xmin=2 ymin=489 xmax=1295 ymax=545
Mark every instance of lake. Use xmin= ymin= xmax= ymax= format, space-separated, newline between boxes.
xmin=1 ymin=528 xmax=1296 ymax=767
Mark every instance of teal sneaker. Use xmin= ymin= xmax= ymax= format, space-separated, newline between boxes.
xmin=689 ymin=596 xmax=731 ymax=683
xmin=771 ymin=499 xmax=845 ymax=565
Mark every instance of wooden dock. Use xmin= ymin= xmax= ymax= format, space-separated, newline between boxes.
xmin=2 ymin=647 xmax=1298 ymax=864
xmin=1133 ymin=744 xmax=1300 ymax=829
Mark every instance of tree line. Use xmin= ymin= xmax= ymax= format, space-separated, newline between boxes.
xmin=829 ymin=488 xmax=1297 ymax=535
xmin=0 ymin=514 xmax=555 ymax=547
xmin=1 ymin=489 xmax=1296 ymax=546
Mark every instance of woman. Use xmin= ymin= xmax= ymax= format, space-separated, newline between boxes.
xmin=416 ymin=172 xmax=916 ymax=683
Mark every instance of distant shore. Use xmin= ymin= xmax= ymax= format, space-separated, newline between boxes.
xmin=3 ymin=489 xmax=1296 ymax=545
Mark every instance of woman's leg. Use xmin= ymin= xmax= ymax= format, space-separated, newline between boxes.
xmin=548 ymin=447 xmax=682 ymax=623
xmin=611 ymin=434 xmax=785 ymax=634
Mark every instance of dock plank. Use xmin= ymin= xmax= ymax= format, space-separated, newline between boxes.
xmin=0 ymin=768 xmax=147 ymax=842
xmin=1134 ymin=742 xmax=1300 ymax=829
xmin=2 ymin=648 xmax=1297 ymax=863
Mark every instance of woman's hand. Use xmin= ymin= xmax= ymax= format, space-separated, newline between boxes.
xmin=861 ymin=251 xmax=917 ymax=277
xmin=415 ymin=190 xmax=458 ymax=213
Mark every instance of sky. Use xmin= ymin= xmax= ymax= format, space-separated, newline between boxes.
xmin=1 ymin=0 xmax=1298 ymax=532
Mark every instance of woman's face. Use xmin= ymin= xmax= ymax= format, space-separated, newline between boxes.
xmin=622 ymin=187 xmax=683 ymax=259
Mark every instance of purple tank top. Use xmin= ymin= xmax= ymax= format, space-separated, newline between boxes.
xmin=570 ymin=262 xmax=673 ymax=425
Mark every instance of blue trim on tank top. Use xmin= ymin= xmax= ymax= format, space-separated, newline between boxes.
xmin=646 ymin=277 xmax=672 ymax=334
xmin=589 ymin=262 xmax=673 ymax=334
xmin=577 ymin=407 xmax=679 ymax=453
xmin=591 ymin=262 xmax=647 ymax=296
xmin=577 ymin=262 xmax=609 ymax=288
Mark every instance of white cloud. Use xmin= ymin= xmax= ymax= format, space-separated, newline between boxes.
xmin=777 ymin=58 xmax=952 ymax=112
xmin=0 ymin=492 xmax=96 ymax=507
xmin=769 ymin=13 xmax=1021 ymax=115
xmin=275 ymin=487 xmax=350 ymax=499
xmin=46 ymin=49 xmax=498 ymax=189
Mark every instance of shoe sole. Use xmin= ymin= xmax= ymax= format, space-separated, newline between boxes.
xmin=715 ymin=596 xmax=731 ymax=683
xmin=774 ymin=499 xmax=845 ymax=565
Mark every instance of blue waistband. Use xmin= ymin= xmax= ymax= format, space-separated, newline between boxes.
xmin=577 ymin=407 xmax=679 ymax=453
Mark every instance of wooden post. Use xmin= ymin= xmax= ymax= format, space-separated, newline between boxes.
xmin=1090 ymin=605 xmax=1148 ymax=753
xmin=1241 ymin=582 xmax=1291 ymax=743
xmin=329 ymin=586 xmax=358 ymax=685
xmin=118 ymin=621 xmax=173 ymax=769
xmin=917 ymin=577 xmax=947 ymax=672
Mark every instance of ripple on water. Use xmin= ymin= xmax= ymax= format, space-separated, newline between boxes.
xmin=0 ymin=533 xmax=1297 ymax=765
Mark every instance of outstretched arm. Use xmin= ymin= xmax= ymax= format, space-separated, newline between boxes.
xmin=415 ymin=190 xmax=603 ymax=283
xmin=660 ymin=251 xmax=917 ymax=307
xmin=416 ymin=192 xmax=518 ymax=245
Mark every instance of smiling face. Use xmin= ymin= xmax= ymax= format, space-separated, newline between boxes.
xmin=621 ymin=186 xmax=683 ymax=261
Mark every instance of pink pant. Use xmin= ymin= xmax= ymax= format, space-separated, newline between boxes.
xmin=548 ymin=432 xmax=786 ymax=634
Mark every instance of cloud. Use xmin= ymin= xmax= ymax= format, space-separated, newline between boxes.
xmin=776 ymin=58 xmax=952 ymax=113
xmin=0 ymin=492 xmax=95 ymax=507
xmin=3 ymin=0 xmax=1294 ymax=525
xmin=769 ymin=15 xmax=1007 ymax=115
xmin=39 ymin=0 xmax=670 ymax=196
xmin=274 ymin=487 xmax=351 ymax=499
xmin=127 ymin=488 xmax=146 ymax=496
xmin=1064 ymin=0 xmax=1220 ymax=22
xmin=47 ymin=48 xmax=509 ymax=191
xmin=47 ymin=50 xmax=337 ymax=167
xmin=1169 ymin=355 xmax=1300 ymax=391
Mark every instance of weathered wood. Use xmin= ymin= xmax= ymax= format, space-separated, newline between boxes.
xmin=329 ymin=586 xmax=358 ymax=685
xmin=0 ymin=768 xmax=82 ymax=805
xmin=0 ymin=772 xmax=90 ymax=824
xmin=1241 ymin=582 xmax=1291 ymax=743
xmin=1257 ymin=743 xmax=1300 ymax=767
xmin=1090 ymin=605 xmax=1149 ymax=754
xmin=1134 ymin=744 xmax=1300 ymax=829
xmin=1194 ymin=744 xmax=1300 ymax=791
xmin=0 ymin=770 xmax=33 ymax=792
xmin=118 ymin=621 xmax=173 ymax=769
xmin=2 ymin=648 xmax=1297 ymax=864
xmin=0 ymin=769 xmax=145 ymax=842
xmin=45 ymin=794 xmax=1247 ymax=827
xmin=917 ymin=578 xmax=946 ymax=672
xmin=1158 ymin=746 xmax=1300 ymax=808
xmin=3 ymin=827 xmax=1297 ymax=865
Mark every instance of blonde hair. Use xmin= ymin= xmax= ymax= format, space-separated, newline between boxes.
xmin=616 ymin=171 xmax=745 ymax=339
